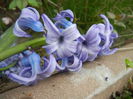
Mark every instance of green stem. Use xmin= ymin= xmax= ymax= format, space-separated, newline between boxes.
xmin=47 ymin=0 xmax=60 ymax=9
xmin=0 ymin=37 xmax=46 ymax=61
xmin=0 ymin=25 xmax=17 ymax=53
xmin=0 ymin=61 xmax=17 ymax=71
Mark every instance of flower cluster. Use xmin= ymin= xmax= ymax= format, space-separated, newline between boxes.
xmin=1 ymin=7 xmax=118 ymax=85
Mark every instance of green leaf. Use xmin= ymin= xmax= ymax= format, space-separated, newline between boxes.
xmin=9 ymin=0 xmax=28 ymax=10
xmin=0 ymin=25 xmax=17 ymax=53
xmin=125 ymin=59 xmax=133 ymax=68
xmin=9 ymin=0 xmax=17 ymax=9
xmin=28 ymin=0 xmax=40 ymax=7
xmin=16 ymin=0 xmax=28 ymax=10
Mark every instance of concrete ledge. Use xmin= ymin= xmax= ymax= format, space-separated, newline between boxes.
xmin=0 ymin=43 xmax=133 ymax=99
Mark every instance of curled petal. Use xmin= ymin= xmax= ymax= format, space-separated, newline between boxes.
xmin=13 ymin=20 xmax=31 ymax=37
xmin=19 ymin=67 xmax=31 ymax=77
xmin=85 ymin=24 xmax=101 ymax=45
xmin=97 ymin=23 xmax=105 ymax=34
xmin=39 ymin=55 xmax=56 ymax=78
xmin=111 ymin=32 xmax=118 ymax=39
xmin=66 ymin=56 xmax=82 ymax=72
xmin=56 ymin=62 xmax=66 ymax=71
xmin=99 ymin=32 xmax=118 ymax=56
xmin=20 ymin=7 xmax=40 ymax=21
xmin=100 ymin=14 xmax=111 ymax=34
xmin=56 ymin=58 xmax=67 ymax=71
xmin=18 ymin=18 xmax=44 ymax=32
xmin=99 ymin=14 xmax=113 ymax=49
xmin=29 ymin=52 xmax=41 ymax=74
xmin=8 ymin=72 xmax=37 ymax=86
xmin=55 ymin=19 xmax=72 ymax=29
xmin=54 ymin=9 xmax=74 ymax=22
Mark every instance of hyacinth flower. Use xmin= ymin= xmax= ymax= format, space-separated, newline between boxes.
xmin=53 ymin=9 xmax=74 ymax=22
xmin=8 ymin=51 xmax=40 ymax=85
xmin=77 ymin=25 xmax=101 ymax=62
xmin=98 ymin=14 xmax=118 ymax=56
xmin=53 ymin=9 xmax=85 ymax=40
xmin=13 ymin=7 xmax=44 ymax=37
xmin=42 ymin=14 xmax=81 ymax=58
xmin=7 ymin=51 xmax=57 ymax=85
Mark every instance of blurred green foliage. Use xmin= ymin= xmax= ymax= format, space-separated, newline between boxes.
xmin=125 ymin=59 xmax=133 ymax=68
xmin=9 ymin=0 xmax=42 ymax=10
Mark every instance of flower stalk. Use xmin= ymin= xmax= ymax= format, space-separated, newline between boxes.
xmin=0 ymin=61 xmax=17 ymax=71
xmin=0 ymin=37 xmax=45 ymax=61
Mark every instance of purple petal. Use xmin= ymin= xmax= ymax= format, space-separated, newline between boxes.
xmin=19 ymin=67 xmax=31 ymax=77
xmin=53 ymin=13 xmax=62 ymax=21
xmin=42 ymin=41 xmax=58 ymax=54
xmin=20 ymin=7 xmax=40 ymax=21
xmin=13 ymin=7 xmax=43 ymax=37
xmin=100 ymin=14 xmax=111 ymax=34
xmin=60 ymin=9 xmax=74 ymax=21
xmin=97 ymin=23 xmax=105 ymax=34
xmin=18 ymin=18 xmax=44 ymax=32
xmin=63 ymin=24 xmax=81 ymax=41
xmin=8 ymin=72 xmax=37 ymax=86
xmin=41 ymin=14 xmax=61 ymax=44
xmin=66 ymin=55 xmax=82 ymax=72
xmin=111 ymin=32 xmax=118 ymax=39
xmin=56 ymin=58 xmax=67 ymax=71
xmin=29 ymin=52 xmax=41 ymax=74
xmin=56 ymin=63 xmax=65 ymax=71
xmin=56 ymin=40 xmax=78 ymax=58
xmin=77 ymin=44 xmax=89 ymax=62
xmin=13 ymin=20 xmax=31 ymax=37
xmin=85 ymin=24 xmax=101 ymax=45
xmin=99 ymin=14 xmax=113 ymax=49
xmin=77 ymin=35 xmax=85 ymax=42
xmin=54 ymin=9 xmax=74 ymax=22
xmin=39 ymin=55 xmax=56 ymax=78
xmin=87 ymin=46 xmax=100 ymax=61
xmin=99 ymin=48 xmax=118 ymax=56
xmin=55 ymin=19 xmax=72 ymax=29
